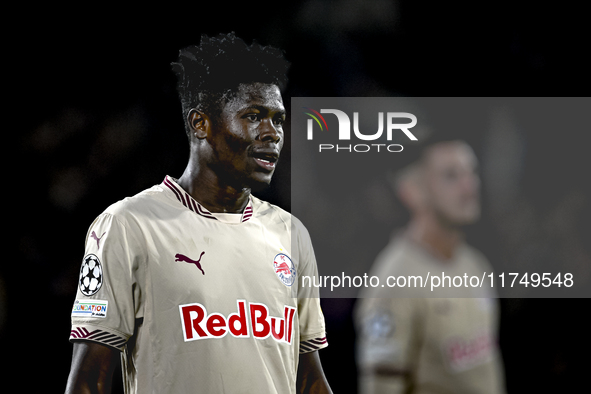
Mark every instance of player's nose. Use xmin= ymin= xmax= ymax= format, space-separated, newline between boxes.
xmin=258 ymin=119 xmax=281 ymax=144
xmin=460 ymin=172 xmax=480 ymax=196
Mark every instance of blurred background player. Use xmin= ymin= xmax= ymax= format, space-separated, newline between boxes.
xmin=65 ymin=33 xmax=332 ymax=394
xmin=355 ymin=140 xmax=506 ymax=394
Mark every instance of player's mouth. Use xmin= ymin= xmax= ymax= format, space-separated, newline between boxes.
xmin=251 ymin=150 xmax=279 ymax=171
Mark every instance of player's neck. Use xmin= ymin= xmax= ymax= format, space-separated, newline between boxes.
xmin=407 ymin=214 xmax=463 ymax=260
xmin=177 ymin=164 xmax=251 ymax=214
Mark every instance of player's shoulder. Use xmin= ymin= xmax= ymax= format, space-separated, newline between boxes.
xmin=251 ymin=194 xmax=288 ymax=218
xmin=371 ymin=233 xmax=423 ymax=274
xmin=460 ymin=242 xmax=494 ymax=271
xmin=251 ymin=195 xmax=311 ymax=239
xmin=250 ymin=195 xmax=291 ymax=222
xmin=100 ymin=182 xmax=169 ymax=222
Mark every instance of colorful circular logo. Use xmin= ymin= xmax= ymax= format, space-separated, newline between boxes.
xmin=273 ymin=253 xmax=296 ymax=287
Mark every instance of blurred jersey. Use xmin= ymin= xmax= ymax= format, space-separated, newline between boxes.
xmin=70 ymin=176 xmax=327 ymax=394
xmin=355 ymin=234 xmax=505 ymax=394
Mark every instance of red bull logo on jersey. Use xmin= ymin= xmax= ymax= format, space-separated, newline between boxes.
xmin=445 ymin=332 xmax=494 ymax=372
xmin=273 ymin=253 xmax=296 ymax=286
xmin=179 ymin=300 xmax=296 ymax=344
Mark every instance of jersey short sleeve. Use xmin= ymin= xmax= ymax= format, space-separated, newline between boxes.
xmin=355 ymin=297 xmax=422 ymax=393
xmin=291 ymin=216 xmax=328 ymax=354
xmin=70 ymin=210 xmax=145 ymax=351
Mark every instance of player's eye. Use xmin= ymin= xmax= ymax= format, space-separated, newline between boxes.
xmin=442 ymin=169 xmax=459 ymax=182
xmin=273 ymin=116 xmax=285 ymax=126
xmin=245 ymin=113 xmax=261 ymax=122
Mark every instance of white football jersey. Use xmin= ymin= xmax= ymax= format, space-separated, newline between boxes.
xmin=70 ymin=176 xmax=327 ymax=393
xmin=355 ymin=235 xmax=505 ymax=394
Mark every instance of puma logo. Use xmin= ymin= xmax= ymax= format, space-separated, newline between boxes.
xmin=90 ymin=231 xmax=106 ymax=249
xmin=175 ymin=252 xmax=206 ymax=275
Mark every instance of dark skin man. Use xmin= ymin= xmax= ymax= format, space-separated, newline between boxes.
xmin=65 ymin=82 xmax=332 ymax=394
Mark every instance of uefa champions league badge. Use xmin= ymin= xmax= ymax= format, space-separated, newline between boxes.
xmin=79 ymin=254 xmax=104 ymax=296
xmin=273 ymin=253 xmax=296 ymax=286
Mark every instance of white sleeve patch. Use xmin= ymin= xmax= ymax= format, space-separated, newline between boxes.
xmin=72 ymin=299 xmax=108 ymax=318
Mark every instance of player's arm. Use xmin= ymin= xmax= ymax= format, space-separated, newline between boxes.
xmin=296 ymin=350 xmax=333 ymax=394
xmin=355 ymin=296 xmax=420 ymax=394
xmin=361 ymin=365 xmax=410 ymax=394
xmin=65 ymin=341 xmax=120 ymax=394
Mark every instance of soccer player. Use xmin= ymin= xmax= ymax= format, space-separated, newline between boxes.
xmin=355 ymin=140 xmax=506 ymax=394
xmin=65 ymin=33 xmax=332 ymax=394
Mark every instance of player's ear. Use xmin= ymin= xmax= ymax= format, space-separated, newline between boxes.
xmin=187 ymin=109 xmax=209 ymax=139
xmin=397 ymin=177 xmax=427 ymax=212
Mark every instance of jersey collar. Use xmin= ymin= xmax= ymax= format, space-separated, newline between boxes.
xmin=162 ymin=176 xmax=254 ymax=223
